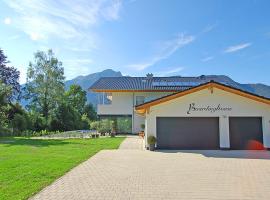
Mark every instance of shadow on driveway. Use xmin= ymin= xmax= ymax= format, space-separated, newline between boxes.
xmin=156 ymin=149 xmax=270 ymax=160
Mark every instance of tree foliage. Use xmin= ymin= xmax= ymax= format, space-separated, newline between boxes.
xmin=0 ymin=82 xmax=12 ymax=129
xmin=65 ymin=84 xmax=87 ymax=114
xmin=83 ymin=103 xmax=97 ymax=121
xmin=50 ymin=101 xmax=81 ymax=131
xmin=12 ymin=114 xmax=27 ymax=135
xmin=0 ymin=48 xmax=98 ymax=136
xmin=0 ymin=48 xmax=20 ymax=101
xmin=25 ymin=49 xmax=65 ymax=125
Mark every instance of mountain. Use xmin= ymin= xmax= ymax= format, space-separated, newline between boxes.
xmin=206 ymin=75 xmax=270 ymax=98
xmin=194 ymin=75 xmax=270 ymax=98
xmin=20 ymin=70 xmax=270 ymax=108
xmin=65 ymin=69 xmax=122 ymax=107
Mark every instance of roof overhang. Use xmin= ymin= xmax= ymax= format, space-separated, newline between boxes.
xmin=90 ymin=89 xmax=181 ymax=92
xmin=135 ymin=81 xmax=270 ymax=115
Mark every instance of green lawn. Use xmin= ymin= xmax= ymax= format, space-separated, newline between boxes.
xmin=0 ymin=137 xmax=125 ymax=200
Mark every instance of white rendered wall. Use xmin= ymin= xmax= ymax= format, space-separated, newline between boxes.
xmin=97 ymin=91 xmax=173 ymax=133
xmin=144 ymin=87 xmax=270 ymax=148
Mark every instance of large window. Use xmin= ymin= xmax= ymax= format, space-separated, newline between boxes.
xmin=99 ymin=115 xmax=132 ymax=133
xmin=98 ymin=93 xmax=112 ymax=105
xmin=136 ymin=96 xmax=145 ymax=105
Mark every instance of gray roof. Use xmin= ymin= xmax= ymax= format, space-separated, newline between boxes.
xmin=89 ymin=76 xmax=240 ymax=91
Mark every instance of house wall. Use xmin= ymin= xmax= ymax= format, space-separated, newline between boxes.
xmin=97 ymin=91 xmax=173 ymax=133
xmin=145 ymin=87 xmax=270 ymax=148
xmin=98 ymin=93 xmax=133 ymax=115
xmin=133 ymin=92 xmax=174 ymax=133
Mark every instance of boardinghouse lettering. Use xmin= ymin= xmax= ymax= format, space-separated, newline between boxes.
xmin=187 ymin=103 xmax=232 ymax=114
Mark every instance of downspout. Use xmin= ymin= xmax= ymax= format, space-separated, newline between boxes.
xmin=132 ymin=92 xmax=135 ymax=134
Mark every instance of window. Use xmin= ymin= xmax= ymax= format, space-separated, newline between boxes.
xmin=99 ymin=115 xmax=132 ymax=133
xmin=105 ymin=93 xmax=112 ymax=104
xmin=136 ymin=96 xmax=145 ymax=105
xmin=98 ymin=93 xmax=112 ymax=105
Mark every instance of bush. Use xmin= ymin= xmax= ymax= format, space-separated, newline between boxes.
xmin=90 ymin=121 xmax=99 ymax=130
xmin=50 ymin=102 xmax=81 ymax=131
xmin=50 ymin=118 xmax=61 ymax=131
xmin=91 ymin=133 xmax=100 ymax=138
xmin=0 ymin=127 xmax=13 ymax=137
xmin=28 ymin=113 xmax=46 ymax=131
xmin=30 ymin=130 xmax=61 ymax=137
xmin=147 ymin=136 xmax=156 ymax=145
xmin=12 ymin=113 xmax=27 ymax=135
xmin=80 ymin=114 xmax=89 ymax=130
xmin=98 ymin=119 xmax=112 ymax=134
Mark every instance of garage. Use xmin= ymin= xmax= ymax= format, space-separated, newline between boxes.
xmin=229 ymin=117 xmax=264 ymax=150
xmin=156 ymin=117 xmax=220 ymax=149
xmin=135 ymin=81 xmax=270 ymax=150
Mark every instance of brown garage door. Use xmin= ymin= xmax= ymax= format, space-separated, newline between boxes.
xmin=229 ymin=117 xmax=264 ymax=150
xmin=156 ymin=117 xmax=219 ymax=149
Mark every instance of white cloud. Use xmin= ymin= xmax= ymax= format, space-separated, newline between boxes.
xmin=102 ymin=0 xmax=122 ymax=21
xmin=165 ymin=67 xmax=184 ymax=74
xmin=64 ymin=61 xmax=95 ymax=80
xmin=156 ymin=67 xmax=184 ymax=76
xmin=63 ymin=59 xmax=94 ymax=78
xmin=202 ymin=23 xmax=217 ymax=33
xmin=224 ymin=43 xmax=252 ymax=53
xmin=4 ymin=17 xmax=11 ymax=25
xmin=201 ymin=56 xmax=214 ymax=62
xmin=127 ymin=33 xmax=195 ymax=71
xmin=4 ymin=0 xmax=122 ymax=43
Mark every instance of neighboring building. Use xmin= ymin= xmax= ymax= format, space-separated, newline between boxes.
xmin=90 ymin=75 xmax=270 ymax=150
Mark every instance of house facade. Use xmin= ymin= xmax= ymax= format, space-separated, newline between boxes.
xmin=90 ymin=75 xmax=270 ymax=150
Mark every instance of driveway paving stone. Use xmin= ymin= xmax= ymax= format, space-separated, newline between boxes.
xmin=31 ymin=137 xmax=270 ymax=200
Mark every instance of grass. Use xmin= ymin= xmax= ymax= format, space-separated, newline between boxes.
xmin=0 ymin=137 xmax=125 ymax=200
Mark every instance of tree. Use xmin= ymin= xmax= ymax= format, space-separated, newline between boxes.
xmin=65 ymin=84 xmax=87 ymax=114
xmin=0 ymin=82 xmax=11 ymax=129
xmin=0 ymin=48 xmax=20 ymax=101
xmin=90 ymin=121 xmax=99 ymax=130
xmin=12 ymin=113 xmax=27 ymax=135
xmin=83 ymin=103 xmax=97 ymax=121
xmin=28 ymin=112 xmax=46 ymax=131
xmin=98 ymin=119 xmax=113 ymax=134
xmin=25 ymin=49 xmax=65 ymax=126
xmin=6 ymin=102 xmax=25 ymax=121
xmin=50 ymin=101 xmax=81 ymax=131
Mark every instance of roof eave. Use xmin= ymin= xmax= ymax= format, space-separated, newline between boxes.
xmin=90 ymin=89 xmax=181 ymax=93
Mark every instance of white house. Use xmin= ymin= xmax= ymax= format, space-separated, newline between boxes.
xmin=90 ymin=75 xmax=270 ymax=150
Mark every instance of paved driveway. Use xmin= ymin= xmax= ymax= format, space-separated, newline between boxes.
xmin=32 ymin=137 xmax=270 ymax=200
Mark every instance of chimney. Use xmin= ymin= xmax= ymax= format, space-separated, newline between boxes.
xmin=199 ymin=75 xmax=206 ymax=79
xmin=146 ymin=73 xmax=153 ymax=79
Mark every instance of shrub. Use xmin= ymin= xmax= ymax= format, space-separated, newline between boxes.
xmin=30 ymin=130 xmax=61 ymax=137
xmin=98 ymin=119 xmax=112 ymax=134
xmin=12 ymin=113 xmax=27 ymax=135
xmin=0 ymin=127 xmax=13 ymax=137
xmin=147 ymin=136 xmax=156 ymax=145
xmin=28 ymin=113 xmax=46 ymax=131
xmin=91 ymin=133 xmax=100 ymax=138
xmin=90 ymin=121 xmax=99 ymax=130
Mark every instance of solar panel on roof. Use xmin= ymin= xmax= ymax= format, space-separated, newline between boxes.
xmin=152 ymin=82 xmax=160 ymax=86
xmin=152 ymin=81 xmax=203 ymax=87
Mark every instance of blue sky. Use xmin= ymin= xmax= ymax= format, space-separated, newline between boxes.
xmin=0 ymin=0 xmax=270 ymax=85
